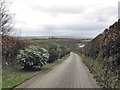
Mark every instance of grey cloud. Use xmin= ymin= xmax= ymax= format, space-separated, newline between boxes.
xmin=118 ymin=1 xmax=120 ymax=19
xmin=42 ymin=22 xmax=107 ymax=31
xmin=96 ymin=6 xmax=117 ymax=22
xmin=31 ymin=5 xmax=86 ymax=15
xmin=14 ymin=1 xmax=117 ymax=38
xmin=17 ymin=20 xmax=111 ymax=37
xmin=97 ymin=7 xmax=118 ymax=22
xmin=18 ymin=27 xmax=102 ymax=38
xmin=81 ymin=6 xmax=117 ymax=23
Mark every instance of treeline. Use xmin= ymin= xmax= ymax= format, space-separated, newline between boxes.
xmin=80 ymin=19 xmax=120 ymax=88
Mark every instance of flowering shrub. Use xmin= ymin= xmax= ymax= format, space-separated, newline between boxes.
xmin=17 ymin=46 xmax=49 ymax=69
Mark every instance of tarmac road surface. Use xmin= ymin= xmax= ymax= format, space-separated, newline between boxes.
xmin=15 ymin=52 xmax=100 ymax=88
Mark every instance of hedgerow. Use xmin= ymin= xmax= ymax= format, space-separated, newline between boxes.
xmin=2 ymin=35 xmax=29 ymax=66
xmin=80 ymin=20 xmax=120 ymax=88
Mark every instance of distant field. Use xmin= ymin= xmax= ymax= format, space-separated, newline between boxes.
xmin=30 ymin=38 xmax=90 ymax=50
xmin=30 ymin=38 xmax=82 ymax=50
xmin=81 ymin=39 xmax=92 ymax=42
xmin=30 ymin=39 xmax=49 ymax=43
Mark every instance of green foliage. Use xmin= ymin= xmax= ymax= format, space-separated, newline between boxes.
xmin=42 ymin=54 xmax=70 ymax=69
xmin=59 ymin=46 xmax=70 ymax=58
xmin=80 ymin=54 xmax=120 ymax=88
xmin=17 ymin=46 xmax=49 ymax=69
xmin=30 ymin=38 xmax=80 ymax=52
xmin=47 ymin=43 xmax=70 ymax=63
xmin=47 ymin=43 xmax=60 ymax=63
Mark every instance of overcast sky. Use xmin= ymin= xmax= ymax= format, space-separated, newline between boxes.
xmin=10 ymin=0 xmax=119 ymax=38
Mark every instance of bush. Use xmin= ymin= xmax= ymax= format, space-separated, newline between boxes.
xmin=17 ymin=46 xmax=49 ymax=69
xmin=59 ymin=46 xmax=70 ymax=58
xmin=47 ymin=43 xmax=70 ymax=63
xmin=47 ymin=44 xmax=60 ymax=63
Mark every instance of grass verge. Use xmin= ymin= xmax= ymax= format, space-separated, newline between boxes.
xmin=2 ymin=54 xmax=70 ymax=89
xmin=76 ymin=52 xmax=120 ymax=88
xmin=2 ymin=71 xmax=39 ymax=89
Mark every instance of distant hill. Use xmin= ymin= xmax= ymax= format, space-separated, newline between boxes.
xmin=18 ymin=35 xmax=91 ymax=40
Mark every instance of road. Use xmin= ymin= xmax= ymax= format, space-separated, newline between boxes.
xmin=16 ymin=52 xmax=100 ymax=88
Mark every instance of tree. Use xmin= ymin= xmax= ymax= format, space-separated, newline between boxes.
xmin=0 ymin=0 xmax=13 ymax=35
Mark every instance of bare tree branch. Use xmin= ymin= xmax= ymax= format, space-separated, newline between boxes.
xmin=0 ymin=0 xmax=13 ymax=36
